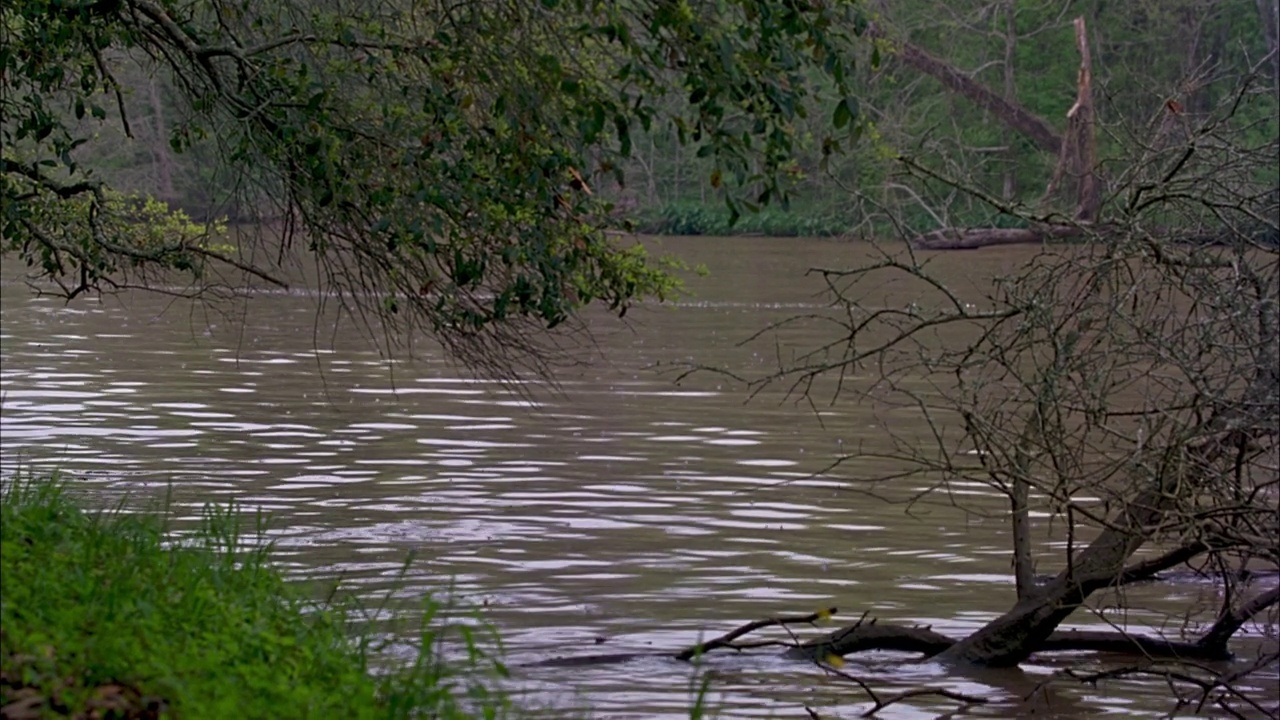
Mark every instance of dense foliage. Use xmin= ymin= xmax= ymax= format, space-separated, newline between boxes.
xmin=3 ymin=0 xmax=1275 ymax=369
xmin=1 ymin=0 xmax=864 ymax=373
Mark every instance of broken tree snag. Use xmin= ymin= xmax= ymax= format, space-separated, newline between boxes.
xmin=1042 ymin=16 xmax=1101 ymax=222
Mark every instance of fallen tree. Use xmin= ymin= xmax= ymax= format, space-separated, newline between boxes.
xmin=535 ymin=577 xmax=1278 ymax=669
xmin=910 ymin=224 xmax=1085 ymax=250
xmin=532 ymin=582 xmax=1277 ymax=715
xmin=902 ymin=16 xmax=1100 ymax=248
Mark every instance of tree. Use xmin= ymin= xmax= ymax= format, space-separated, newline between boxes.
xmin=2 ymin=0 xmax=866 ymax=376
xmin=819 ymin=0 xmax=1278 ymax=245
xmin=685 ymin=20 xmax=1275 ymax=720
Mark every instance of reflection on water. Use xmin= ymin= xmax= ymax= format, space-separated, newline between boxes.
xmin=1 ymin=237 xmax=1273 ymax=718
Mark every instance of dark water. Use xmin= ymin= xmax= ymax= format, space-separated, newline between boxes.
xmin=1 ymin=237 xmax=1273 ymax=718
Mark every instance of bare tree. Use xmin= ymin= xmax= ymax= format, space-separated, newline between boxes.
xmin=649 ymin=39 xmax=1278 ymax=719
xmin=541 ymin=73 xmax=1277 ymax=711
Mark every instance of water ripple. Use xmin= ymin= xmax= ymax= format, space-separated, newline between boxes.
xmin=4 ymin=259 xmax=1271 ymax=719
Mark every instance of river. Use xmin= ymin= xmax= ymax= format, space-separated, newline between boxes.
xmin=0 ymin=236 xmax=1273 ymax=718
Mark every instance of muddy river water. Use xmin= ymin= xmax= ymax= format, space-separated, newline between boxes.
xmin=1 ymin=236 xmax=1274 ymax=718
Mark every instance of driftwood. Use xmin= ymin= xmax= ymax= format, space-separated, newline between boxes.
xmin=911 ymin=224 xmax=1085 ymax=250
xmin=525 ymin=618 xmax=1239 ymax=667
xmin=529 ymin=608 xmax=838 ymax=668
xmin=790 ymin=620 xmax=1238 ymax=664
xmin=675 ymin=607 xmax=836 ymax=660
xmin=525 ymin=583 xmax=1276 ymax=717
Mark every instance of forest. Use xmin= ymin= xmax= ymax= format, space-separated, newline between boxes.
xmin=9 ymin=0 xmax=1276 ymax=239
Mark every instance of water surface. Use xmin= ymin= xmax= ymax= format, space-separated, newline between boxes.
xmin=1 ymin=236 xmax=1273 ymax=718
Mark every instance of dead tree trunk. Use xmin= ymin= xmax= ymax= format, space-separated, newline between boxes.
xmin=1042 ymin=17 xmax=1100 ymax=222
xmin=1000 ymin=0 xmax=1019 ymax=202
xmin=867 ymin=22 xmax=1063 ymax=155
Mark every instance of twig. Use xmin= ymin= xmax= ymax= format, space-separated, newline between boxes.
xmin=813 ymin=659 xmax=988 ymax=717
xmin=860 ymin=688 xmax=989 ymax=717
xmin=674 ymin=608 xmax=837 ymax=661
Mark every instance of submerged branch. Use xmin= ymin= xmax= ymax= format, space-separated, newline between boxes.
xmin=531 ymin=602 xmax=1259 ymax=669
xmin=1197 ymin=586 xmax=1280 ymax=655
xmin=675 ymin=607 xmax=837 ymax=661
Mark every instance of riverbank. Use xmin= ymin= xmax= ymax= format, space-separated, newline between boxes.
xmin=629 ymin=200 xmax=855 ymax=237
xmin=0 ymin=480 xmax=507 ymax=719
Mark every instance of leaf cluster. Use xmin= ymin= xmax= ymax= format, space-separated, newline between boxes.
xmin=2 ymin=0 xmax=868 ymax=376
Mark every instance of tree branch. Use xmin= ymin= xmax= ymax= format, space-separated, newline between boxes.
xmin=3 ymin=159 xmax=101 ymax=198
xmin=868 ymin=22 xmax=1063 ymax=154
xmin=1197 ymin=586 xmax=1280 ymax=654
xmin=675 ymin=607 xmax=837 ymax=661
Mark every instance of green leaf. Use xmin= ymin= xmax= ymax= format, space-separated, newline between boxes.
xmin=853 ymin=10 xmax=869 ymax=35
xmin=833 ymin=99 xmax=851 ymax=129
xmin=614 ymin=114 xmax=631 ymax=156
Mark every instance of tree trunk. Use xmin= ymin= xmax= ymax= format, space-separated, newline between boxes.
xmin=868 ymin=22 xmax=1063 ymax=155
xmin=936 ymin=476 xmax=1178 ymax=666
xmin=148 ymin=78 xmax=176 ymax=203
xmin=1000 ymin=0 xmax=1019 ymax=202
xmin=1042 ymin=17 xmax=1099 ymax=222
xmin=1258 ymin=0 xmax=1279 ymax=99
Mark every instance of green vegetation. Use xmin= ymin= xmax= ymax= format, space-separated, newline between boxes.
xmin=635 ymin=200 xmax=855 ymax=237
xmin=4 ymin=1 xmax=1274 ymax=360
xmin=2 ymin=0 xmax=867 ymax=374
xmin=0 ymin=479 xmax=508 ymax=719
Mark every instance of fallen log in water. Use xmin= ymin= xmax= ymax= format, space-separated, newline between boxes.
xmin=910 ymin=222 xmax=1279 ymax=251
xmin=910 ymin=224 xmax=1088 ymax=250
xmin=526 ymin=602 xmax=1261 ymax=668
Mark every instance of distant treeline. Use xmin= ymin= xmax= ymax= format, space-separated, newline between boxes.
xmin=70 ymin=0 xmax=1278 ymax=239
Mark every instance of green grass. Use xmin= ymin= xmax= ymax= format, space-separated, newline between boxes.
xmin=0 ymin=479 xmax=508 ymax=719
